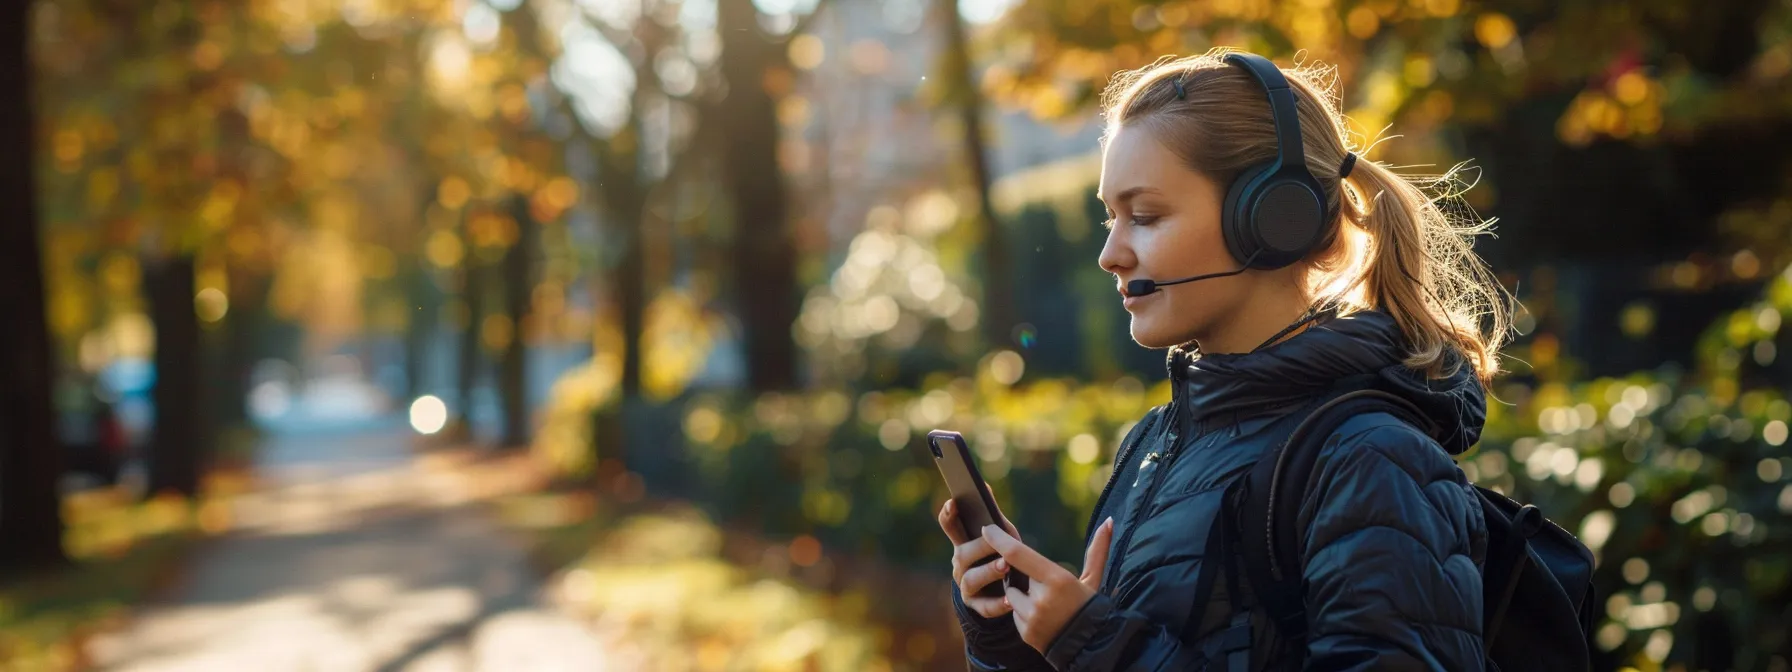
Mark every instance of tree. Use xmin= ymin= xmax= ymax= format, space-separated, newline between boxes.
xmin=401 ymin=194 xmax=443 ymax=403
xmin=0 ymin=0 xmax=69 ymax=574
xmin=552 ymin=0 xmax=702 ymax=473
xmin=453 ymin=207 xmax=488 ymax=442
xmin=932 ymin=0 xmax=1019 ymax=348
xmin=499 ymin=192 xmax=538 ymax=447
xmin=715 ymin=0 xmax=830 ymax=391
xmin=32 ymin=0 xmax=293 ymax=497
xmin=144 ymin=255 xmax=204 ymax=496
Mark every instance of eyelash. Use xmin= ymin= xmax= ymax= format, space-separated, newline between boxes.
xmin=1103 ymin=215 xmax=1160 ymax=230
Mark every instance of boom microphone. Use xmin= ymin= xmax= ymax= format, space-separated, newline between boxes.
xmin=1125 ymin=250 xmax=1262 ymax=297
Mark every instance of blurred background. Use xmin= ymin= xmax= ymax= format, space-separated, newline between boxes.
xmin=2 ymin=0 xmax=1790 ymax=670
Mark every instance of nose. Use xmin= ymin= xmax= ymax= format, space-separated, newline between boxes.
xmin=1098 ymin=223 xmax=1133 ymax=278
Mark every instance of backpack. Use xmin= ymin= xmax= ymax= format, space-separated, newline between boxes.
xmin=1188 ymin=387 xmax=1598 ymax=671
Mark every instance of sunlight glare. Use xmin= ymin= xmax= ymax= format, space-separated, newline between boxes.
xmin=464 ymin=3 xmax=501 ymax=47
xmin=552 ymin=24 xmax=634 ymax=136
xmin=428 ymin=35 xmax=472 ymax=94
xmin=959 ymin=0 xmax=1020 ymax=23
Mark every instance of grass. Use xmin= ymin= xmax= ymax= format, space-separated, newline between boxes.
xmin=475 ymin=459 xmax=968 ymax=672
xmin=0 ymin=534 xmax=196 ymax=672
xmin=0 ymin=467 xmax=259 ymax=672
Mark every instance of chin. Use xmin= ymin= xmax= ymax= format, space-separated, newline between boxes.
xmin=1129 ymin=316 xmax=1196 ymax=350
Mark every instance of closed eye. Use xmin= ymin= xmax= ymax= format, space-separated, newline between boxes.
xmin=1101 ymin=215 xmax=1159 ymax=230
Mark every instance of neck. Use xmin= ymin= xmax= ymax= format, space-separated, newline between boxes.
xmin=1193 ymin=283 xmax=1315 ymax=355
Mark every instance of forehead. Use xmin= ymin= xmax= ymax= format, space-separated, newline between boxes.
xmin=1098 ymin=124 xmax=1186 ymax=201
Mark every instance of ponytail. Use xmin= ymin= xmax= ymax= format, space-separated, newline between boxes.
xmin=1339 ymin=158 xmax=1511 ymax=388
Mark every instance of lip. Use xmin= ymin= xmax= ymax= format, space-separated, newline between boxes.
xmin=1120 ymin=287 xmax=1154 ymax=311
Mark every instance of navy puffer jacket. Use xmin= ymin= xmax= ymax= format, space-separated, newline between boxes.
xmin=953 ymin=308 xmax=1489 ymax=671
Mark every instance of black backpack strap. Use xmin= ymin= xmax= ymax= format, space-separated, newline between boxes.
xmin=1483 ymin=498 xmax=1545 ymax=648
xmin=1231 ymin=389 xmax=1434 ymax=661
xmin=1187 ymin=490 xmax=1255 ymax=672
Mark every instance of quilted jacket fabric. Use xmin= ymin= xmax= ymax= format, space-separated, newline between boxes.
xmin=952 ymin=308 xmax=1489 ymax=671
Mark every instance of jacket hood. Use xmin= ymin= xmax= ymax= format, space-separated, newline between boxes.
xmin=1169 ymin=307 xmax=1486 ymax=454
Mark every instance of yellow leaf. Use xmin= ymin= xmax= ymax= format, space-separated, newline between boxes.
xmin=1347 ymin=6 xmax=1380 ymax=39
xmin=54 ymin=129 xmax=84 ymax=164
xmin=1474 ymin=13 xmax=1517 ymax=49
xmin=1614 ymin=71 xmax=1650 ymax=106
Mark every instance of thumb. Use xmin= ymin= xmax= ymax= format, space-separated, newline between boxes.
xmin=1081 ymin=517 xmax=1115 ymax=588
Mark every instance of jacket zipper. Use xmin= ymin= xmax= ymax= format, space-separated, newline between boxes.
xmin=1097 ymin=371 xmax=1192 ymax=596
xmin=1082 ymin=407 xmax=1160 ymax=549
xmin=1082 ymin=350 xmax=1191 ymax=549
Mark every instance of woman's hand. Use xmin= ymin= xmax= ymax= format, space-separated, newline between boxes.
xmin=981 ymin=517 xmax=1116 ymax=653
xmin=937 ymin=499 xmax=1022 ymax=619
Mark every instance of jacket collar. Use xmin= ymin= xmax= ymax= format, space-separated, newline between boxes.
xmin=1163 ymin=308 xmax=1487 ymax=453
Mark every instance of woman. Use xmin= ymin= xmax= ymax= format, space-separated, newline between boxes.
xmin=936 ymin=49 xmax=1509 ymax=670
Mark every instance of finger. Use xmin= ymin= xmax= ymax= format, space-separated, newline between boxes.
xmin=966 ymin=595 xmax=1013 ymax=619
xmin=960 ymin=557 xmax=1007 ymax=597
xmin=981 ymin=524 xmax=1058 ymax=578
xmin=953 ymin=537 xmax=998 ymax=577
xmin=1081 ymin=517 xmax=1116 ymax=587
xmin=1005 ymin=584 xmax=1035 ymax=621
xmin=937 ymin=500 xmax=969 ymax=546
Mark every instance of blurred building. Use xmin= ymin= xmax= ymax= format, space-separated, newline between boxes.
xmin=793 ymin=0 xmax=1102 ymax=255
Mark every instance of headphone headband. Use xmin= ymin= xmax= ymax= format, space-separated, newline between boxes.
xmin=1212 ymin=51 xmax=1327 ymax=271
xmin=1221 ymin=52 xmax=1307 ymax=177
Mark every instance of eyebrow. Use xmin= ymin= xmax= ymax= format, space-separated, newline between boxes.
xmin=1097 ymin=186 xmax=1160 ymax=209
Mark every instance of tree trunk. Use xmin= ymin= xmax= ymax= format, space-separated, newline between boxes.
xmin=212 ymin=97 xmax=260 ymax=431
xmin=600 ymin=135 xmax=649 ymax=401
xmin=717 ymin=0 xmax=800 ymax=391
xmin=618 ymin=233 xmax=646 ymax=398
xmin=404 ymin=187 xmax=444 ymax=403
xmin=587 ymin=106 xmax=653 ymax=476
xmin=145 ymin=254 xmax=205 ymax=498
xmin=403 ymin=258 xmax=440 ymax=402
xmin=215 ymin=272 xmax=270 ymax=429
xmin=608 ymin=163 xmax=647 ymax=488
xmin=453 ymin=211 xmax=486 ymax=442
xmin=936 ymin=0 xmax=1017 ymax=347
xmin=0 ymin=0 xmax=69 ymax=572
xmin=498 ymin=194 xmax=536 ymax=448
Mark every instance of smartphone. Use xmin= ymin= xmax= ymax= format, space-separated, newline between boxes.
xmin=927 ymin=429 xmax=1030 ymax=596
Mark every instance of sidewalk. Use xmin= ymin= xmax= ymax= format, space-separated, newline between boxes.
xmin=84 ymin=426 xmax=610 ymax=672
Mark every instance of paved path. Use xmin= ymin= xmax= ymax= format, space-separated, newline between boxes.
xmin=86 ymin=420 xmax=611 ymax=672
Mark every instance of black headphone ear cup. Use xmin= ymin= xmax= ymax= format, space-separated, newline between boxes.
xmin=1221 ymin=163 xmax=1275 ymax=267
xmin=1251 ymin=177 xmax=1326 ymax=268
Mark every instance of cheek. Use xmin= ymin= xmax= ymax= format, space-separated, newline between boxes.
xmin=1138 ymin=220 xmax=1229 ymax=277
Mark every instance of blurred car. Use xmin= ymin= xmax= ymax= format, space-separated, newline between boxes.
xmin=58 ymin=360 xmax=155 ymax=489
xmin=58 ymin=385 xmax=128 ymax=486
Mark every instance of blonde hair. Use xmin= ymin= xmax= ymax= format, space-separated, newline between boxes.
xmin=1099 ymin=48 xmax=1513 ymax=387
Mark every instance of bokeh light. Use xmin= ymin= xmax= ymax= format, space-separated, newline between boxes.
xmin=194 ymin=288 xmax=229 ymax=323
xmin=1013 ymin=323 xmax=1037 ymax=349
xmin=409 ymin=395 xmax=449 ymax=435
xmin=986 ymin=351 xmax=1024 ymax=385
xmin=1067 ymin=434 xmax=1099 ymax=465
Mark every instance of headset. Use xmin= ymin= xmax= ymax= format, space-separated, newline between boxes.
xmin=1126 ymin=52 xmax=1332 ymax=298
xmin=1219 ymin=51 xmax=1328 ymax=270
